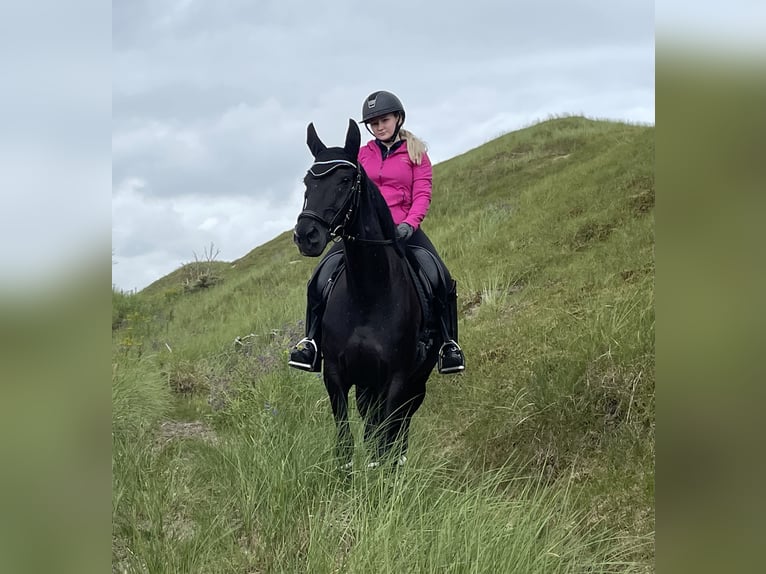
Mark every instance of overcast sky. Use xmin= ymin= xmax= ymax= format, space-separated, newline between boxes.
xmin=111 ymin=0 xmax=655 ymax=292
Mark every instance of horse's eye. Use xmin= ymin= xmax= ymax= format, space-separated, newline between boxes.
xmin=341 ymin=176 xmax=351 ymax=184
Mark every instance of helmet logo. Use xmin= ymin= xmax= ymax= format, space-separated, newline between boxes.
xmin=367 ymin=97 xmax=376 ymax=109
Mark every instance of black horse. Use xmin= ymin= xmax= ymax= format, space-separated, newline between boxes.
xmin=293 ymin=119 xmax=439 ymax=469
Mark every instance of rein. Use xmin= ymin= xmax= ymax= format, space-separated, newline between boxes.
xmin=299 ymin=159 xmax=394 ymax=245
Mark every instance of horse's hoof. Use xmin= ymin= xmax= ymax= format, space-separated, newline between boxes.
xmin=367 ymin=461 xmax=380 ymax=469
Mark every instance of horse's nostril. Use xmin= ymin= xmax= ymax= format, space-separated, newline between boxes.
xmin=308 ymin=228 xmax=319 ymax=242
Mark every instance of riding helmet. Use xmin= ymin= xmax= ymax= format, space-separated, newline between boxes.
xmin=360 ymin=90 xmax=406 ymax=125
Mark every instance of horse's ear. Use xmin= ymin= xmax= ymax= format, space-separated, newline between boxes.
xmin=344 ymin=118 xmax=360 ymax=159
xmin=307 ymin=122 xmax=327 ymax=158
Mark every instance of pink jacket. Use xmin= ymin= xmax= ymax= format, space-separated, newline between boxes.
xmin=358 ymin=139 xmax=432 ymax=230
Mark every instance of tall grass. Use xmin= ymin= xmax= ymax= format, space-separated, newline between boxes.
xmin=113 ymin=367 xmax=649 ymax=573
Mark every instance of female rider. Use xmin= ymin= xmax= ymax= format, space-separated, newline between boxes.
xmin=289 ymin=90 xmax=465 ymax=375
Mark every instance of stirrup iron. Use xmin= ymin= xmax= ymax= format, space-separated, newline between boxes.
xmin=438 ymin=340 xmax=465 ymax=374
xmin=288 ymin=337 xmax=319 ymax=371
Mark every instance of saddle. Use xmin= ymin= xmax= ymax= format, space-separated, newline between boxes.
xmin=317 ymin=247 xmax=444 ymax=345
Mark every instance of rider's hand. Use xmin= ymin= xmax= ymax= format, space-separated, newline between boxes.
xmin=396 ymin=222 xmax=414 ymax=241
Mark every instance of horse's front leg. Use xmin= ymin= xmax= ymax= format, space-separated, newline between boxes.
xmin=381 ymin=374 xmax=426 ymax=465
xmin=324 ymin=371 xmax=353 ymax=469
xmin=356 ymin=385 xmax=384 ymax=464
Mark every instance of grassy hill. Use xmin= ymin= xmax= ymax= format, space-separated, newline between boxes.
xmin=113 ymin=116 xmax=654 ymax=572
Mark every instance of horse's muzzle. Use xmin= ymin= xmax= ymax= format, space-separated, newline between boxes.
xmin=293 ymin=219 xmax=328 ymax=257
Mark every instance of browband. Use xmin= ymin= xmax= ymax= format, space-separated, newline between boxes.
xmin=308 ymin=159 xmax=357 ymax=177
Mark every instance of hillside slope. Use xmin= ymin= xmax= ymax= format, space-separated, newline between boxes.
xmin=114 ymin=116 xmax=654 ymax=569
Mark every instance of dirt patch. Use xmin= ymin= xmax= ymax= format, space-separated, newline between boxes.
xmin=621 ymin=265 xmax=654 ymax=283
xmin=627 ymin=174 xmax=655 ymax=215
xmin=460 ymin=291 xmax=483 ymax=318
xmin=571 ymin=221 xmax=614 ymax=250
xmin=156 ymin=420 xmax=218 ymax=447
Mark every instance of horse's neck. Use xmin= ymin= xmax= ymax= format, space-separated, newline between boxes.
xmin=344 ymin=242 xmax=397 ymax=293
xmin=343 ymin=180 xmax=401 ymax=299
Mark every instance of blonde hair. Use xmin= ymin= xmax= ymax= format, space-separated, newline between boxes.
xmin=400 ymin=128 xmax=428 ymax=165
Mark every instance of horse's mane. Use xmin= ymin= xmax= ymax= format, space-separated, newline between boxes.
xmin=360 ymin=165 xmax=404 ymax=256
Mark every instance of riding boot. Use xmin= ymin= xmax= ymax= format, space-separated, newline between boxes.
xmin=288 ymin=306 xmax=322 ymax=372
xmin=289 ymin=284 xmax=325 ymax=372
xmin=438 ymin=279 xmax=465 ymax=374
xmin=288 ymin=250 xmax=344 ymax=373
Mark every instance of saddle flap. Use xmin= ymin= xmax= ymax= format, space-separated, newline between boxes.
xmin=409 ymin=246 xmax=444 ymax=294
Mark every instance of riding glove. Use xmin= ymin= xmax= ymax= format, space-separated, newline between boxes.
xmin=396 ymin=222 xmax=414 ymax=241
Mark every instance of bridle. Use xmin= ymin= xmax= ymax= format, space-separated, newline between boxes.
xmin=298 ymin=159 xmax=394 ymax=245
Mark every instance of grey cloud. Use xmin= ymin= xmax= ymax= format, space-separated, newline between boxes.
xmin=111 ymin=0 xmax=654 ymax=290
xmin=113 ymin=99 xmax=311 ymax=203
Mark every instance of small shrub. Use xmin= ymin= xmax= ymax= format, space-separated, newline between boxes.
xmin=165 ymin=359 xmax=210 ymax=394
xmin=181 ymin=242 xmax=224 ymax=293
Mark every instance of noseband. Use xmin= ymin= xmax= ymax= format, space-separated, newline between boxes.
xmin=298 ymin=159 xmax=393 ymax=245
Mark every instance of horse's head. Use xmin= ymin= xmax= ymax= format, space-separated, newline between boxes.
xmin=293 ymin=119 xmax=361 ymax=257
